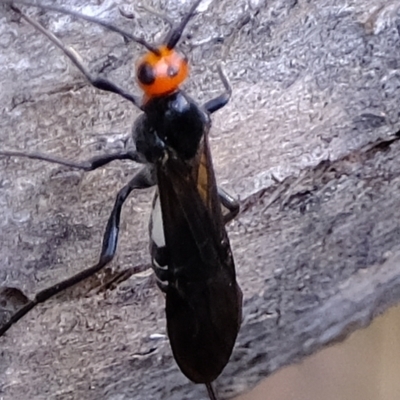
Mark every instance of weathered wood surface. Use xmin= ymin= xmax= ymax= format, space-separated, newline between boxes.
xmin=1 ymin=0 xmax=400 ymax=399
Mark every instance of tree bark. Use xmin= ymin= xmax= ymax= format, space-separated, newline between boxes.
xmin=1 ymin=0 xmax=400 ymax=399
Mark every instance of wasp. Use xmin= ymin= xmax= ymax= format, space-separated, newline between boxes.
xmin=0 ymin=1 xmax=242 ymax=398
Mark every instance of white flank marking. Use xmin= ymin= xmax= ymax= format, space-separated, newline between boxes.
xmin=151 ymin=196 xmax=166 ymax=247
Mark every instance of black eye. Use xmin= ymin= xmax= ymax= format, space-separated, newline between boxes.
xmin=167 ymin=65 xmax=179 ymax=78
xmin=137 ymin=62 xmax=155 ymax=85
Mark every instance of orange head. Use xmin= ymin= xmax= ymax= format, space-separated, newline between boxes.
xmin=132 ymin=0 xmax=201 ymax=99
xmin=136 ymin=45 xmax=189 ymax=98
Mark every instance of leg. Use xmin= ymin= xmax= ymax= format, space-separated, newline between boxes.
xmin=94 ymin=263 xmax=152 ymax=294
xmin=202 ymin=65 xmax=232 ymax=114
xmin=8 ymin=4 xmax=142 ymax=108
xmin=206 ymin=383 xmax=218 ymax=400
xmin=0 ymin=166 xmax=156 ymax=336
xmin=218 ymin=186 xmax=240 ymax=224
xmin=0 ymin=149 xmax=139 ymax=171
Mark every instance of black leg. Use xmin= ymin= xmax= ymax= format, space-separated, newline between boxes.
xmin=8 ymin=4 xmax=143 ymax=108
xmin=218 ymin=186 xmax=239 ymax=224
xmin=0 ymin=166 xmax=156 ymax=336
xmin=93 ymin=263 xmax=152 ymax=294
xmin=202 ymin=65 xmax=232 ymax=114
xmin=0 ymin=149 xmax=139 ymax=171
xmin=205 ymin=383 xmax=218 ymax=400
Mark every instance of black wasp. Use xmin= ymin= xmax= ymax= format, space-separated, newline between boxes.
xmin=0 ymin=0 xmax=242 ymax=398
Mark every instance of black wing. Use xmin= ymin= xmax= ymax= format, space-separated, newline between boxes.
xmin=156 ymin=133 xmax=242 ymax=383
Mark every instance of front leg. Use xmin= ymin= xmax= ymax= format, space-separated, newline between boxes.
xmin=202 ymin=65 xmax=232 ymax=114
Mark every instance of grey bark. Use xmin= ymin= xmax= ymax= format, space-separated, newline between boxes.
xmin=1 ymin=0 xmax=400 ymax=399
